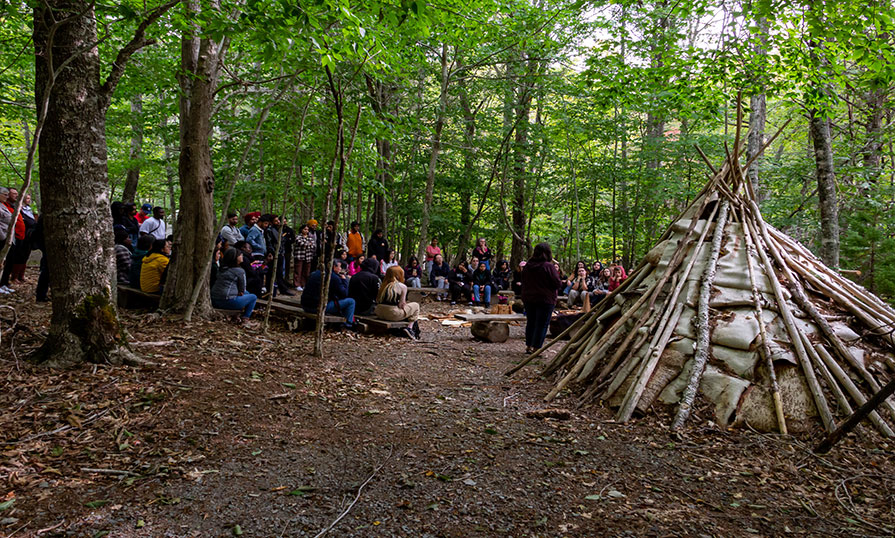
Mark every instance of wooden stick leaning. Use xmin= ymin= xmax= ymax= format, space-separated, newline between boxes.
xmin=739 ymin=204 xmax=787 ymax=435
xmin=813 ymin=344 xmax=895 ymax=437
xmin=504 ymin=309 xmax=595 ymax=376
xmin=815 ymin=376 xmax=895 ymax=453
xmin=743 ymin=218 xmax=835 ymax=433
xmin=671 ymin=198 xmax=731 ymax=430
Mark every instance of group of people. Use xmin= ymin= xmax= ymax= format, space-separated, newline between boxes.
xmin=560 ymin=260 xmax=628 ymax=309
xmin=0 ymin=187 xmax=39 ymax=296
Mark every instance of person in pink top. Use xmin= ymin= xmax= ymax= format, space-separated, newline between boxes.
xmin=348 ymin=254 xmax=366 ymax=277
xmin=424 ymin=238 xmax=441 ymax=280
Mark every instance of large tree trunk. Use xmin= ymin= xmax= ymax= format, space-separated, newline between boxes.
xmin=121 ymin=93 xmax=143 ymax=203
xmin=417 ymin=44 xmax=449 ymax=262
xmin=745 ymin=13 xmax=769 ymax=202
xmin=32 ymin=0 xmax=156 ymax=367
xmin=509 ymin=53 xmax=532 ymax=268
xmin=160 ymin=23 xmax=222 ymax=314
xmin=810 ymin=112 xmax=840 ymax=269
xmin=455 ymin=75 xmax=477 ymax=263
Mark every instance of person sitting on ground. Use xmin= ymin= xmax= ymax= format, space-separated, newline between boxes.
xmin=375 ymin=266 xmax=421 ymax=338
xmin=567 ymin=267 xmax=592 ymax=307
xmin=366 ymin=229 xmax=389 ymax=261
xmin=346 ymin=221 xmax=365 ymax=261
xmin=522 ymin=242 xmax=562 ymax=354
xmin=492 ymin=260 xmax=511 ymax=291
xmin=128 ymin=233 xmax=154 ymax=287
xmin=588 ymin=267 xmax=610 ymax=305
xmin=114 ymin=228 xmax=133 ymax=285
xmin=471 ymin=261 xmax=493 ymax=306
xmin=472 ymin=238 xmax=493 ymax=270
xmin=235 ymin=241 xmax=264 ymax=296
xmin=301 ymin=260 xmax=356 ymax=329
xmin=139 ymin=206 xmax=167 ymax=240
xmin=140 ymin=239 xmax=171 ymax=294
xmin=348 ymin=257 xmax=381 ymax=316
xmin=244 ymin=213 xmax=266 ymax=260
xmin=292 ymin=224 xmax=315 ymax=290
xmin=449 ymin=260 xmax=473 ymax=305
xmin=424 ymin=238 xmax=441 ymax=278
xmin=135 ymin=203 xmax=151 ymax=224
xmin=591 ymin=260 xmax=604 ymax=278
xmin=380 ymin=249 xmax=399 ymax=275
xmin=429 ymin=253 xmax=451 ymax=301
xmin=348 ymin=254 xmax=366 ymax=277
xmin=608 ymin=264 xmax=627 ymax=292
xmin=404 ymin=256 xmax=423 ymax=288
xmin=211 ymin=247 xmax=258 ymax=327
xmin=220 ymin=211 xmax=242 ymax=246
xmin=335 ymin=248 xmax=349 ymax=271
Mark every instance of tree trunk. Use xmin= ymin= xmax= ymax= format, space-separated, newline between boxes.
xmin=417 ymin=43 xmax=449 ymax=262
xmin=161 ymin=25 xmax=223 ymax=314
xmin=32 ymin=0 xmax=167 ymax=366
xmin=510 ymin=53 xmax=532 ymax=268
xmin=810 ymin=112 xmax=840 ymax=269
xmin=745 ymin=13 xmax=769 ymax=201
xmin=456 ymin=75 xmax=477 ymax=263
xmin=121 ymin=93 xmax=143 ymax=203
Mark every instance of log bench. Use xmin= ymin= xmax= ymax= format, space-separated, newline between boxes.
xmin=455 ymin=313 xmax=526 ymax=343
xmin=454 ymin=313 xmax=526 ymax=322
xmin=117 ymin=285 xmax=161 ymax=310
xmin=267 ymin=298 xmax=346 ymax=330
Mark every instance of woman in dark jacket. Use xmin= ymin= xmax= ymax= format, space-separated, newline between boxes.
xmin=492 ymin=260 xmax=511 ymax=291
xmin=429 ymin=253 xmax=451 ymax=300
xmin=448 ymin=261 xmax=473 ymax=305
xmin=521 ymin=242 xmax=562 ymax=354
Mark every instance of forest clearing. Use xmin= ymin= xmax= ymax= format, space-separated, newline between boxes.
xmin=3 ymin=0 xmax=895 ymax=535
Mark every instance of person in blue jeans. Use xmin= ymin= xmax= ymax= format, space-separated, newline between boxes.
xmin=210 ymin=248 xmax=258 ymax=327
xmin=521 ymin=242 xmax=562 ymax=354
xmin=301 ymin=260 xmax=356 ymax=328
xmin=471 ymin=261 xmax=493 ymax=306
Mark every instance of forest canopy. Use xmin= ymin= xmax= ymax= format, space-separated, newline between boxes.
xmin=2 ymin=0 xmax=894 ymax=298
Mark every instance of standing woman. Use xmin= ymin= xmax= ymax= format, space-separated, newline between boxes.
xmin=521 ymin=242 xmax=562 ymax=354
xmin=472 ymin=238 xmax=493 ymax=270
xmin=292 ymin=224 xmax=315 ymax=290
xmin=424 ymin=238 xmax=441 ymax=279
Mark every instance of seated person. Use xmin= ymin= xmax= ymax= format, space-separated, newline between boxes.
xmin=589 ymin=267 xmax=611 ymax=304
xmin=608 ymin=264 xmax=627 ymax=292
xmin=300 ymin=260 xmax=355 ymax=328
xmin=492 ymin=260 xmax=511 ymax=291
xmin=114 ymin=228 xmax=133 ymax=285
xmin=404 ymin=256 xmax=423 ymax=288
xmin=380 ymin=249 xmax=399 ymax=276
xmin=512 ymin=261 xmax=525 ymax=295
xmin=429 ymin=253 xmax=451 ymax=300
xmin=448 ymin=261 xmax=473 ymax=305
xmin=554 ymin=262 xmax=569 ymax=295
xmin=567 ymin=267 xmax=592 ymax=307
xmin=348 ymin=254 xmax=366 ymax=277
xmin=375 ymin=266 xmax=421 ymax=338
xmin=348 ymin=258 xmax=381 ymax=316
xmin=211 ymin=247 xmax=258 ymax=327
xmin=140 ymin=239 xmax=171 ymax=294
xmin=471 ymin=261 xmax=493 ymax=305
xmin=234 ymin=241 xmax=264 ymax=296
xmin=128 ymin=233 xmax=154 ymax=286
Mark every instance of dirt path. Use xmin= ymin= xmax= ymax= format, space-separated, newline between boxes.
xmin=2 ymin=296 xmax=895 ymax=537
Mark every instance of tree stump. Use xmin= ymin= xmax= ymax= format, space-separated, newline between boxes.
xmin=471 ymin=321 xmax=509 ymax=343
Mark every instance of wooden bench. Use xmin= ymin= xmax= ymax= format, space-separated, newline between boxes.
xmin=454 ymin=312 xmax=526 ymax=343
xmin=407 ymin=287 xmax=515 ymax=304
xmin=267 ymin=298 xmax=347 ymax=330
xmin=454 ymin=313 xmax=526 ymax=322
xmin=117 ymin=285 xmax=161 ymax=310
xmin=355 ymin=315 xmax=413 ymax=335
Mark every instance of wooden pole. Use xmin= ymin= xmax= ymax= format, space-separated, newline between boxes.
xmin=815 ymin=377 xmax=895 ymax=453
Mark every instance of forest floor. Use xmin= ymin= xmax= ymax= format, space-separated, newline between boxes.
xmin=2 ymin=279 xmax=895 ymax=537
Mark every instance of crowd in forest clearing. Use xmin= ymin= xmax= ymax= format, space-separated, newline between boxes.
xmin=2 ymin=193 xmax=628 ymax=340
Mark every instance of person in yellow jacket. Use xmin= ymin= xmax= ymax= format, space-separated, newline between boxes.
xmin=140 ymin=239 xmax=171 ymax=293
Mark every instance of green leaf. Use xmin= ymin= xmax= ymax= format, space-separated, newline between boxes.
xmin=585 ymin=494 xmax=601 ymax=501
xmin=0 ymin=499 xmax=14 ymax=511
xmin=85 ymin=499 xmax=112 ymax=509
xmin=282 ymin=382 xmax=296 ymax=389
xmin=288 ymin=486 xmax=315 ymax=496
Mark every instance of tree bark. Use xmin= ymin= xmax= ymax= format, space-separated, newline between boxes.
xmin=809 ymin=112 xmax=840 ymax=269
xmin=456 ymin=74 xmax=478 ymax=263
xmin=416 ymin=44 xmax=450 ymax=262
xmin=745 ymin=12 xmax=769 ymax=202
xmin=121 ymin=93 xmax=143 ymax=204
xmin=510 ymin=52 xmax=532 ymax=268
xmin=32 ymin=0 xmax=172 ymax=366
xmin=161 ymin=22 xmax=224 ymax=314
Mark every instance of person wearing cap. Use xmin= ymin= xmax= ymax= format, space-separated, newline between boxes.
xmin=240 ymin=211 xmax=260 ymax=239
xmin=135 ymin=203 xmax=152 ymax=224
xmin=139 ymin=207 xmax=167 ymax=240
xmin=220 ymin=211 xmax=242 ymax=246
xmin=307 ymin=219 xmax=322 ymax=270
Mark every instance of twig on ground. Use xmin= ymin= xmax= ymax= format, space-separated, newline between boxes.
xmin=311 ymin=445 xmax=395 ymax=538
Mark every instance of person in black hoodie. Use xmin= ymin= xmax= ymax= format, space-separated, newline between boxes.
xmin=492 ymin=260 xmax=511 ymax=292
xmin=366 ymin=229 xmax=389 ymax=261
xmin=235 ymin=241 xmax=264 ymax=296
xmin=521 ymin=242 xmax=562 ymax=353
xmin=301 ymin=260 xmax=355 ymax=328
xmin=429 ymin=253 xmax=451 ymax=300
xmin=449 ymin=260 xmax=473 ymax=305
xmin=471 ymin=261 xmax=493 ymax=305
xmin=348 ymin=257 xmax=381 ymax=316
